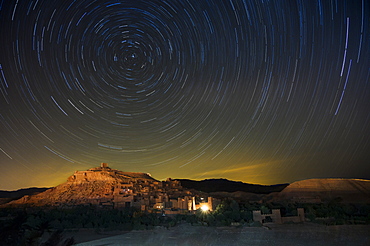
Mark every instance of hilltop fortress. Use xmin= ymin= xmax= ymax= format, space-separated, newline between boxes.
xmin=7 ymin=163 xmax=219 ymax=213
xmin=67 ymin=163 xmax=156 ymax=183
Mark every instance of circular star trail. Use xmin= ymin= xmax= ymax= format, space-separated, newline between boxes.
xmin=0 ymin=0 xmax=369 ymax=190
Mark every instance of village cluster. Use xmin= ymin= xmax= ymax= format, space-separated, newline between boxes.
xmin=68 ymin=163 xmax=220 ymax=214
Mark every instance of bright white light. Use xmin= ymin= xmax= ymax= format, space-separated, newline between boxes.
xmin=201 ymin=205 xmax=209 ymax=211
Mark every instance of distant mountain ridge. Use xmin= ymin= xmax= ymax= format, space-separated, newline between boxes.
xmin=0 ymin=187 xmax=49 ymax=199
xmin=175 ymin=178 xmax=289 ymax=194
xmin=0 ymin=187 xmax=49 ymax=205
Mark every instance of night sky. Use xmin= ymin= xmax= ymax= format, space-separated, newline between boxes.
xmin=0 ymin=0 xmax=369 ymax=190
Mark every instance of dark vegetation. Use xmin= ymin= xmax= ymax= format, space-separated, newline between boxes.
xmin=1 ymin=198 xmax=369 ymax=245
xmin=301 ymin=199 xmax=370 ymax=225
xmin=176 ymin=179 xmax=288 ymax=194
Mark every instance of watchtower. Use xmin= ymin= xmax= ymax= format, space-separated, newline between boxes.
xmin=101 ymin=163 xmax=109 ymax=168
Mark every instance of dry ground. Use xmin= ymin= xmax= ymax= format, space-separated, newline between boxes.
xmin=69 ymin=223 xmax=370 ymax=246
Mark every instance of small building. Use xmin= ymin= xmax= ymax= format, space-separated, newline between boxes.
xmin=193 ymin=197 xmax=220 ymax=211
xmin=253 ymin=209 xmax=282 ymax=224
xmin=101 ymin=163 xmax=109 ymax=168
xmin=253 ymin=208 xmax=305 ymax=224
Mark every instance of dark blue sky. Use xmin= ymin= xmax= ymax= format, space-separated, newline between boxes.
xmin=0 ymin=0 xmax=369 ymax=190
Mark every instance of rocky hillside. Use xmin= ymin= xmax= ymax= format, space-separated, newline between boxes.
xmin=274 ymin=178 xmax=370 ymax=203
xmin=2 ymin=164 xmax=185 ymax=208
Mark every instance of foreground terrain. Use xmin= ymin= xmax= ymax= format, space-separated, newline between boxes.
xmin=73 ymin=223 xmax=369 ymax=246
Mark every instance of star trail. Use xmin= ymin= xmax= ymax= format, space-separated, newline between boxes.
xmin=0 ymin=0 xmax=369 ymax=190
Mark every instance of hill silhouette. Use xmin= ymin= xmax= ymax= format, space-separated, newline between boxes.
xmin=0 ymin=187 xmax=49 ymax=205
xmin=175 ymin=178 xmax=288 ymax=194
xmin=274 ymin=178 xmax=370 ymax=203
xmin=0 ymin=187 xmax=49 ymax=199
